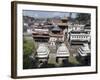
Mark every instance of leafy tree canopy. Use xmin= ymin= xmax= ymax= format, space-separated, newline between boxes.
xmin=23 ymin=38 xmax=36 ymax=56
xmin=75 ymin=13 xmax=90 ymax=24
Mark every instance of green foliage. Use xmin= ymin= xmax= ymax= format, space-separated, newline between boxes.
xmin=23 ymin=38 xmax=36 ymax=56
xmin=23 ymin=55 xmax=32 ymax=69
xmin=76 ymin=13 xmax=90 ymax=24
xmin=23 ymin=38 xmax=36 ymax=69
xmin=68 ymin=56 xmax=79 ymax=65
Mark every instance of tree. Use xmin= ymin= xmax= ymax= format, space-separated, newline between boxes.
xmin=76 ymin=13 xmax=91 ymax=24
xmin=23 ymin=38 xmax=36 ymax=69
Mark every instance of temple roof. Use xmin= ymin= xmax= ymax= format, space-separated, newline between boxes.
xmin=61 ymin=16 xmax=68 ymax=20
xmin=51 ymin=24 xmax=61 ymax=31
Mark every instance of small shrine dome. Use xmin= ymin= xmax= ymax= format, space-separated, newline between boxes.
xmin=37 ymin=44 xmax=49 ymax=53
xmin=78 ymin=43 xmax=90 ymax=56
xmin=57 ymin=43 xmax=70 ymax=57
xmin=82 ymin=43 xmax=90 ymax=51
xmin=36 ymin=44 xmax=50 ymax=58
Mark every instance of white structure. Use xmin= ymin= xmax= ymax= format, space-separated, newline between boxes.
xmin=36 ymin=44 xmax=50 ymax=59
xmin=49 ymin=37 xmax=56 ymax=46
xmin=84 ymin=24 xmax=91 ymax=34
xmin=34 ymin=22 xmax=39 ymax=26
xmin=23 ymin=23 xmax=28 ymax=27
xmin=68 ymin=24 xmax=85 ymax=33
xmin=69 ymin=31 xmax=91 ymax=44
xmin=78 ymin=43 xmax=91 ymax=56
xmin=67 ymin=24 xmax=85 ymax=40
xmin=56 ymin=43 xmax=70 ymax=58
xmin=32 ymin=28 xmax=50 ymax=42
xmin=27 ymin=28 xmax=33 ymax=33
xmin=33 ymin=28 xmax=49 ymax=33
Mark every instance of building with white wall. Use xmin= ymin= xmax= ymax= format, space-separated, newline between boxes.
xmin=32 ymin=28 xmax=50 ymax=42
xmin=69 ymin=31 xmax=91 ymax=44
